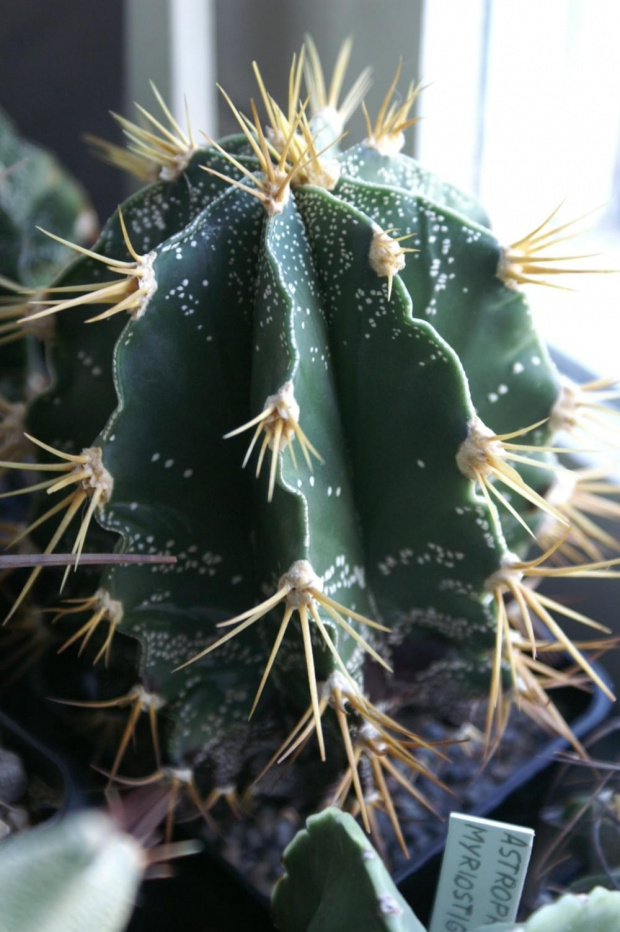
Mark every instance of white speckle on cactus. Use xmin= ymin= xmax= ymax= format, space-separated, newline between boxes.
xmin=377 ymin=893 xmax=403 ymax=916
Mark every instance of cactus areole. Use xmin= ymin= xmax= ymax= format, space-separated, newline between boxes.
xmin=6 ymin=43 xmax=619 ymax=863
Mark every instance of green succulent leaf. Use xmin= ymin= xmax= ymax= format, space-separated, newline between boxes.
xmin=472 ymin=886 xmax=620 ymax=932
xmin=0 ymin=811 xmax=143 ymax=932
xmin=272 ymin=808 xmax=426 ymax=932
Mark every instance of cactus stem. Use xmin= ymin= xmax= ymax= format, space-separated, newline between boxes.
xmin=225 ymin=382 xmax=323 ymax=501
xmin=48 ymin=588 xmax=123 ymax=666
xmin=26 ymin=211 xmax=157 ymax=325
xmin=368 ymin=226 xmax=418 ymax=300
xmin=498 ymin=201 xmax=618 ymax=288
xmin=304 ymin=36 xmax=372 ymax=134
xmin=457 ymin=415 xmax=573 ymax=537
xmin=52 ymin=684 xmax=164 ymax=784
xmin=86 ymin=81 xmax=197 ymax=182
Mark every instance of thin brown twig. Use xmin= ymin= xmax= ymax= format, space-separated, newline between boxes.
xmin=0 ymin=553 xmax=176 ymax=567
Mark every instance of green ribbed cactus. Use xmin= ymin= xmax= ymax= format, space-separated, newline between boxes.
xmin=1 ymin=41 xmax=619 ymax=864
xmin=473 ymin=887 xmax=620 ymax=932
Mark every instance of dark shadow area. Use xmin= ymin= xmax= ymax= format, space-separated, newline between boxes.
xmin=0 ymin=2 xmax=127 ymax=221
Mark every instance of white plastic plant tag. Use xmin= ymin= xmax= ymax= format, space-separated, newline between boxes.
xmin=428 ymin=812 xmax=535 ymax=932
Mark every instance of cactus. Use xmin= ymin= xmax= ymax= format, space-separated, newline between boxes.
xmin=0 ymin=40 xmax=619 ymax=869
xmin=473 ymin=886 xmax=620 ymax=932
xmin=0 ymin=106 xmax=96 ymax=290
xmin=273 ymin=809 xmax=620 ymax=932
xmin=272 ymin=807 xmax=426 ymax=931
xmin=0 ymin=103 xmax=97 ymax=467
xmin=272 ymin=809 xmax=620 ymax=932
xmin=0 ymin=810 xmax=144 ymax=932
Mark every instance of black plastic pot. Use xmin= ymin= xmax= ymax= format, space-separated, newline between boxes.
xmin=0 ymin=706 xmax=84 ymax=825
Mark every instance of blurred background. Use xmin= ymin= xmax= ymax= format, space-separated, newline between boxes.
xmin=1 ymin=0 xmax=618 ymax=374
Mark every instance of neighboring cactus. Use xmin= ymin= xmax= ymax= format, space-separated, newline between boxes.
xmin=0 ymin=107 xmax=97 ymax=289
xmin=472 ymin=886 xmax=620 ymax=932
xmin=0 ymin=41 xmax=619 ymax=865
xmin=0 ymin=104 xmax=97 ymax=470
xmin=0 ymin=810 xmax=144 ymax=932
xmin=272 ymin=810 xmax=620 ymax=932
xmin=272 ymin=807 xmax=426 ymax=931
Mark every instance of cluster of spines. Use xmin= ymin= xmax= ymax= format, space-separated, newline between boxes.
xmin=0 ymin=39 xmax=618 ymax=864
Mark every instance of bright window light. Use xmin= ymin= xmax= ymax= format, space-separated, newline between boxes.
xmin=419 ymin=0 xmax=620 ymax=376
